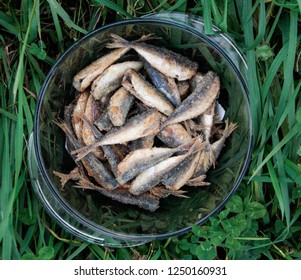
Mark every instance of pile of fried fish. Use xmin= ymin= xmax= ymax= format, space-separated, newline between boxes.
xmin=54 ymin=34 xmax=237 ymax=212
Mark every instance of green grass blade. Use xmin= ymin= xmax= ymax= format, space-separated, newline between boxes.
xmin=0 ymin=12 xmax=19 ymax=36
xmin=167 ymin=0 xmax=187 ymax=11
xmin=0 ymin=108 xmax=18 ymax=121
xmin=266 ymin=160 xmax=284 ymax=218
xmin=202 ymin=0 xmax=213 ymax=34
xmin=246 ymin=0 xmax=266 ymax=50
xmin=297 ymin=0 xmax=301 ymax=14
xmin=268 ymin=10 xmax=298 ymax=135
xmin=46 ymin=0 xmax=87 ymax=34
xmin=92 ymin=0 xmax=133 ymax=18
xmin=249 ymin=123 xmax=301 ymax=181
xmin=242 ymin=0 xmax=261 ymax=141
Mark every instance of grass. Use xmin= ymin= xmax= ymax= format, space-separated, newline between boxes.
xmin=0 ymin=0 xmax=300 ymax=260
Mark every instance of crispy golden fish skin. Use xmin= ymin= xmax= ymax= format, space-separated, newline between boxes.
xmin=190 ymin=72 xmax=204 ymax=92
xmin=91 ymin=61 xmax=143 ymax=100
xmin=108 ymin=86 xmax=134 ymax=126
xmin=162 ymin=71 xmax=220 ymax=127
xmin=94 ymin=108 xmax=113 ymax=132
xmin=178 ymin=80 xmax=190 ymax=100
xmin=72 ymin=48 xmax=130 ymax=92
xmin=73 ymin=109 xmax=161 ymax=160
xmin=122 ymin=69 xmax=174 ymax=116
xmin=56 ymin=112 xmax=120 ymax=190
xmin=128 ymin=138 xmax=202 ymax=196
xmin=128 ymin=153 xmax=189 ymax=196
xmin=82 ymin=95 xmax=104 ymax=159
xmin=157 ymin=115 xmax=192 ymax=148
xmin=107 ymin=34 xmax=198 ymax=81
xmin=80 ymin=115 xmax=124 ymax=177
xmin=72 ymin=34 xmax=155 ymax=92
xmin=163 ymin=151 xmax=201 ymax=191
xmin=141 ymin=56 xmax=181 ymax=106
xmin=72 ymin=91 xmax=89 ymax=141
xmin=97 ymin=109 xmax=161 ymax=145
xmin=128 ymin=135 xmax=155 ymax=151
xmin=116 ymin=144 xmax=192 ymax=185
xmin=76 ymin=178 xmax=160 ymax=212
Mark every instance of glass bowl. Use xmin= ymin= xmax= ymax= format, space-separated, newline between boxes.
xmin=28 ymin=12 xmax=252 ymax=247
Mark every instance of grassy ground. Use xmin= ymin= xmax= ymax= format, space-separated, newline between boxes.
xmin=0 ymin=0 xmax=300 ymax=260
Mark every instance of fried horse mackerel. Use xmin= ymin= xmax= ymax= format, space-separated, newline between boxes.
xmin=54 ymin=34 xmax=237 ymax=212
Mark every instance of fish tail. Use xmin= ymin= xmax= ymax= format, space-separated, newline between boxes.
xmin=71 ymin=141 xmax=102 ymax=162
xmin=107 ymin=33 xmax=158 ymax=49
xmin=76 ymin=178 xmax=102 ymax=191
xmin=53 ymin=119 xmax=79 ymax=148
xmin=106 ymin=33 xmax=130 ymax=49
xmin=224 ymin=119 xmax=238 ymax=137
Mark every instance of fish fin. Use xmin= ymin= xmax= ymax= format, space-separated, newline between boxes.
xmin=75 ymin=177 xmax=103 ymax=191
xmin=186 ymin=174 xmax=211 ymax=186
xmin=199 ymin=143 xmax=216 ymax=169
xmin=107 ymin=33 xmax=159 ymax=49
xmin=187 ymin=180 xmax=211 ymax=187
xmin=53 ymin=167 xmax=80 ymax=189
xmin=71 ymin=141 xmax=102 ymax=162
xmin=106 ymin=34 xmax=129 ymax=49
xmin=224 ymin=119 xmax=238 ymax=137
xmin=149 ymin=186 xmax=188 ymax=198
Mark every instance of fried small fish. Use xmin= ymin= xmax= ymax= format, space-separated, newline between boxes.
xmin=80 ymin=115 xmax=124 ymax=177
xmin=73 ymin=109 xmax=161 ymax=160
xmin=128 ymin=135 xmax=155 ymax=151
xmin=162 ymin=71 xmax=220 ymax=127
xmin=178 ymin=81 xmax=190 ymax=100
xmin=77 ymin=178 xmax=159 ymax=212
xmin=108 ymin=86 xmax=135 ymax=126
xmin=82 ymin=95 xmax=104 ymax=159
xmin=73 ymin=34 xmax=155 ymax=92
xmin=107 ymin=34 xmax=198 ymax=80
xmin=91 ymin=61 xmax=143 ymax=100
xmin=163 ymin=151 xmax=201 ymax=191
xmin=116 ymin=142 xmax=193 ymax=185
xmin=128 ymin=138 xmax=203 ymax=196
xmin=128 ymin=154 xmax=189 ymax=196
xmin=141 ymin=56 xmax=181 ymax=106
xmin=73 ymin=48 xmax=130 ymax=92
xmin=122 ymin=69 xmax=174 ymax=116
xmin=190 ymin=72 xmax=204 ymax=92
xmin=56 ymin=117 xmax=119 ymax=190
xmin=71 ymin=91 xmax=89 ymax=141
xmin=94 ymin=108 xmax=113 ymax=131
xmin=157 ymin=115 xmax=192 ymax=148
